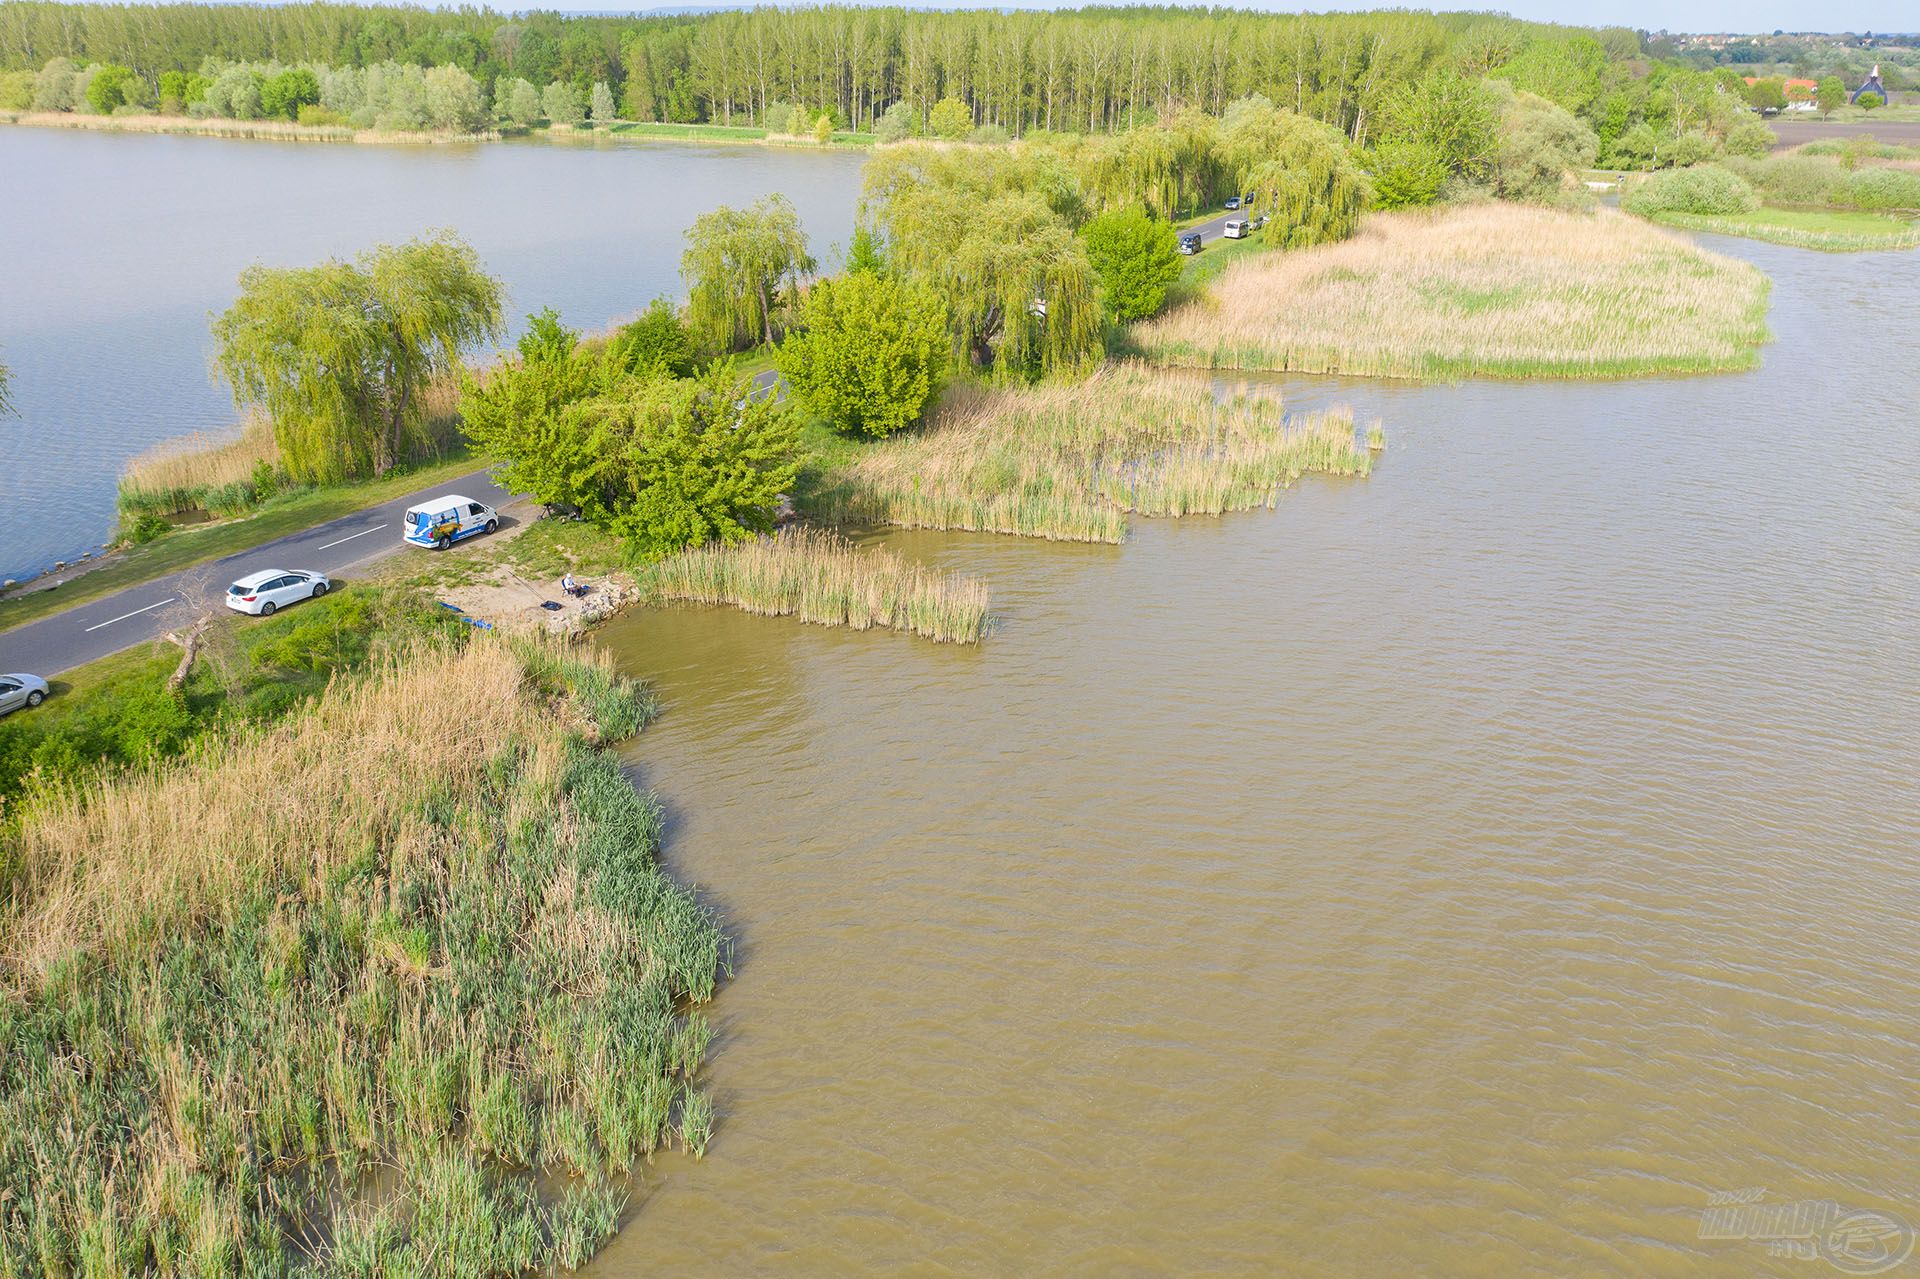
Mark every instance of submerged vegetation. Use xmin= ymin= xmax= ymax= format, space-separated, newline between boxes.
xmin=1136 ymin=204 xmax=1772 ymax=380
xmin=636 ymin=528 xmax=990 ymax=643
xmin=0 ymin=638 xmax=722 ymax=1271
xmin=807 ymin=364 xmax=1374 ymax=544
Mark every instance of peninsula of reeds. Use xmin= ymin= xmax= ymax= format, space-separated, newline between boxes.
xmin=0 ymin=638 xmax=723 ymax=1273
xmin=1135 ymin=204 xmax=1772 ymax=380
xmin=807 ymin=363 xmax=1377 ymax=544
xmin=635 ymin=528 xmax=991 ymax=643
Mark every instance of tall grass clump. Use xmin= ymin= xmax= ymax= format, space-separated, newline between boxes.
xmin=635 ymin=528 xmax=991 ymax=643
xmin=809 ymin=363 xmax=1374 ymax=544
xmin=1621 ymin=164 xmax=1761 ymax=217
xmin=116 ymin=413 xmax=282 ymax=519
xmin=0 ymin=638 xmax=724 ymax=1273
xmin=1136 ymin=204 xmax=1772 ymax=379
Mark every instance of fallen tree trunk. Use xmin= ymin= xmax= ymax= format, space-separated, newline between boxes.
xmin=165 ymin=615 xmax=211 ymax=691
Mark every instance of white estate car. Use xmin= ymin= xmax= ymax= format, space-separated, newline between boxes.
xmin=0 ymin=673 xmax=50 ymax=715
xmin=226 ymin=569 xmax=331 ymax=617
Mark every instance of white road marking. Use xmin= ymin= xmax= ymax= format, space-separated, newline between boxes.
xmin=83 ymin=597 xmax=176 ymax=632
xmin=316 ymin=523 xmax=387 ymax=551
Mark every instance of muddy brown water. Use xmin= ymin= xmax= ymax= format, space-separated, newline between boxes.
xmin=588 ymin=233 xmax=1919 ymax=1275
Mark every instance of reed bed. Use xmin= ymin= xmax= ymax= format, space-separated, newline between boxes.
xmin=0 ymin=638 xmax=723 ymax=1273
xmin=1135 ymin=204 xmax=1772 ymax=379
xmin=117 ymin=413 xmax=281 ymax=518
xmin=9 ymin=110 xmax=355 ymax=142
xmin=811 ymin=363 xmax=1375 ymax=544
xmin=636 ymin=528 xmax=991 ymax=643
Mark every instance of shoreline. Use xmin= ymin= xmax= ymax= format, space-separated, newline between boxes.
xmin=0 ymin=109 xmax=874 ymax=150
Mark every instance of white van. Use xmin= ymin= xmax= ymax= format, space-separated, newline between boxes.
xmin=1223 ymin=218 xmax=1250 ymax=239
xmin=404 ymin=495 xmax=499 ymax=550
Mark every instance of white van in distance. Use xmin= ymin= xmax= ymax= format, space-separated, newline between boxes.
xmin=404 ymin=495 xmax=499 ymax=550
xmin=1223 ymin=218 xmax=1250 ymax=239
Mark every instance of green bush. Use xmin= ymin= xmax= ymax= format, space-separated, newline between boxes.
xmin=1723 ymin=154 xmax=1841 ymax=205
xmin=1622 ymin=164 xmax=1760 ymax=217
xmin=296 ymin=103 xmax=345 ymax=127
xmin=125 ymin=512 xmax=173 ymax=545
xmin=1831 ymin=167 xmax=1920 ymax=212
xmin=1078 ymin=207 xmax=1182 ymax=323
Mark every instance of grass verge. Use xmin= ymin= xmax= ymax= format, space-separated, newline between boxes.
xmin=0 ymin=110 xmax=495 ymax=144
xmin=0 ymin=635 xmax=721 ymax=1272
xmin=1647 ymin=205 xmax=1920 ymax=252
xmin=0 ymin=451 xmax=483 ymax=633
xmin=802 ymin=362 xmax=1375 ymax=544
xmin=1135 ymin=204 xmax=1773 ymax=380
xmin=634 ymin=528 xmax=990 ymax=643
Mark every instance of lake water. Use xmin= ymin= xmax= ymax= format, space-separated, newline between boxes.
xmin=590 ymin=231 xmax=1920 ymax=1275
xmin=0 ymin=128 xmax=864 ymax=581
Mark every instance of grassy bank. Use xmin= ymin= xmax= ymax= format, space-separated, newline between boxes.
xmin=0 ymin=450 xmax=482 ymax=632
xmin=635 ymin=529 xmax=990 ymax=643
xmin=603 ymin=119 xmax=874 ymax=147
xmin=0 ymin=636 xmax=721 ymax=1271
xmin=805 ymin=363 xmax=1375 ymax=544
xmin=0 ymin=109 xmax=495 ymax=144
xmin=1647 ymin=205 xmax=1920 ymax=251
xmin=1135 ymin=204 xmax=1772 ymax=380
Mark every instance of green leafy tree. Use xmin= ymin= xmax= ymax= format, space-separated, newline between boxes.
xmin=1240 ymin=115 xmax=1369 ymax=249
xmin=812 ymin=111 xmax=833 ymax=144
xmin=928 ymin=95 xmax=972 ymax=140
xmin=542 ymin=78 xmax=584 ymax=125
xmin=1490 ymin=89 xmax=1598 ymax=204
xmin=874 ymin=99 xmax=916 ymax=143
xmin=83 ymin=63 xmax=137 ymax=113
xmin=1077 ymin=207 xmax=1181 ymax=323
xmin=458 ymin=324 xmax=612 ymax=514
xmin=590 ymin=80 xmax=615 ymax=123
xmin=214 ymin=234 xmax=503 ymax=483
xmin=260 ymin=67 xmax=320 ymax=120
xmin=607 ymin=298 xmax=694 ymax=379
xmin=1858 ymin=91 xmax=1883 ymax=113
xmin=864 ymin=144 xmax=1102 ymax=376
xmin=681 ymin=195 xmax=815 ymax=351
xmin=603 ymin=367 xmax=798 ymax=554
xmin=775 ymin=271 xmax=949 ymax=438
xmin=1817 ymin=76 xmax=1845 ymax=118
xmin=1367 ymin=139 xmax=1450 ymax=208
xmin=1377 ymin=69 xmax=1498 ymax=185
xmin=496 ymin=77 xmax=541 ymax=127
xmin=0 ymin=70 xmax=33 ymax=111
xmin=33 ymin=57 xmax=78 ymax=112
xmin=1744 ymin=77 xmax=1786 ymax=114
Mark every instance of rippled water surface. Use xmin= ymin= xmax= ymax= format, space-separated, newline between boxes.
xmin=0 ymin=128 xmax=863 ymax=579
xmin=590 ymin=234 xmax=1920 ymax=1275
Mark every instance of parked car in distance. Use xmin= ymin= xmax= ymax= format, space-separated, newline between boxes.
xmin=0 ymin=673 xmax=49 ymax=715
xmin=1223 ymin=218 xmax=1250 ymax=239
xmin=1243 ymin=191 xmax=1256 ymax=206
xmin=1178 ymin=232 xmax=1203 ymax=255
xmin=226 ymin=569 xmax=331 ymax=617
xmin=404 ymin=495 xmax=499 ymax=550
xmin=1224 ymin=196 xmax=1240 ymax=210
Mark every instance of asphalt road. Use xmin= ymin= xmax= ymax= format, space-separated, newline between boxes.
xmin=0 ymin=466 xmax=514 ymax=677
xmin=1184 ymin=201 xmax=1258 ymax=253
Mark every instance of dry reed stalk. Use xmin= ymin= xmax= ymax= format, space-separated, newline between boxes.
xmin=814 ymin=362 xmax=1374 ymax=543
xmin=1135 ymin=204 xmax=1772 ymax=380
xmin=118 ymin=414 xmax=280 ymax=512
xmin=1 ymin=640 xmax=586 ymax=984
xmin=636 ymin=528 xmax=991 ymax=643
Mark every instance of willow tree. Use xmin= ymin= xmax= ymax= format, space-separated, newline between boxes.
xmin=213 ymin=234 xmax=503 ymax=483
xmin=868 ymin=146 xmax=1101 ymax=377
xmin=1239 ymin=113 xmax=1371 ymax=250
xmin=681 ymin=195 xmax=815 ymax=352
